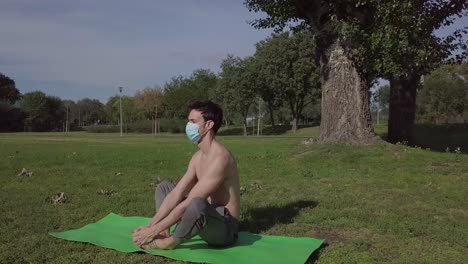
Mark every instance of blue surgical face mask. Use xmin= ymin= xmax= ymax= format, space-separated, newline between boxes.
xmin=185 ymin=122 xmax=206 ymax=144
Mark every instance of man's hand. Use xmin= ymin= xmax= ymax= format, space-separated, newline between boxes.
xmin=132 ymin=225 xmax=157 ymax=247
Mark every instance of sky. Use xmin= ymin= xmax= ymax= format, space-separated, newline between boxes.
xmin=0 ymin=0 xmax=272 ymax=103
xmin=1 ymin=1 xmax=466 ymax=103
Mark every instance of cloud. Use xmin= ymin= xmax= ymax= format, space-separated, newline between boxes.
xmin=0 ymin=1 xmax=272 ymax=101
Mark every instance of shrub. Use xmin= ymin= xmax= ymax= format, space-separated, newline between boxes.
xmin=83 ymin=118 xmax=186 ymax=134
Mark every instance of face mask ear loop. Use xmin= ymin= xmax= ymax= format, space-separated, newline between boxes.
xmin=197 ymin=121 xmax=211 ymax=143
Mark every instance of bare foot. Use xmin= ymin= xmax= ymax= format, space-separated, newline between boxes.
xmin=141 ymin=236 xmax=176 ymax=250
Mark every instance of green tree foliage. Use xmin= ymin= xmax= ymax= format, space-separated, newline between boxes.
xmin=249 ymin=57 xmax=282 ymax=127
xmin=459 ymin=62 xmax=468 ymax=121
xmin=62 ymin=100 xmax=80 ymax=130
xmin=458 ymin=60 xmax=468 ymax=78
xmin=417 ymin=64 xmax=467 ymax=124
xmin=245 ymin=0 xmax=466 ymax=77
xmin=110 ymin=96 xmax=141 ymax=128
xmin=134 ymin=86 xmax=164 ymax=119
xmin=253 ymin=35 xmax=284 ymax=128
xmin=370 ymin=84 xmax=390 ymax=124
xmin=301 ymin=101 xmax=321 ymax=125
xmin=218 ymin=55 xmax=257 ymax=136
xmin=105 ymin=96 xmax=120 ymax=125
xmin=0 ymin=72 xmax=21 ymax=104
xmin=21 ymin=91 xmax=65 ymax=131
xmin=163 ymin=76 xmax=187 ymax=119
xmin=372 ymin=85 xmax=390 ymax=113
xmin=0 ymin=73 xmax=24 ymax=131
xmin=76 ymin=98 xmax=106 ymax=126
xmin=254 ymin=31 xmax=320 ymax=131
xmin=135 ymin=86 xmax=165 ymax=134
xmin=332 ymin=1 xmax=468 ymax=78
xmin=164 ymin=69 xmax=217 ymax=119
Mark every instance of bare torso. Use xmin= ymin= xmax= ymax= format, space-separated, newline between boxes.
xmin=193 ymin=141 xmax=240 ymax=219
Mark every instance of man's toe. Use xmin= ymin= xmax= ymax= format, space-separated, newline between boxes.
xmin=141 ymin=240 xmax=158 ymax=250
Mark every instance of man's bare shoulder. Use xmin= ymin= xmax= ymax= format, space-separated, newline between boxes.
xmin=210 ymin=142 xmax=236 ymax=166
xmin=191 ymin=150 xmax=203 ymax=160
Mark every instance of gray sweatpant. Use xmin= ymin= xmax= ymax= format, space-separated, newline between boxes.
xmin=154 ymin=180 xmax=239 ymax=246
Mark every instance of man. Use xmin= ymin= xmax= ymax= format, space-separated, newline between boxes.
xmin=132 ymin=100 xmax=240 ymax=250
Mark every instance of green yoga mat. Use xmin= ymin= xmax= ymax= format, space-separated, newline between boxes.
xmin=49 ymin=213 xmax=324 ymax=264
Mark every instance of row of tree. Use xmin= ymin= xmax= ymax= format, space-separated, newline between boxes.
xmin=1 ymin=31 xmax=324 ymax=135
xmin=2 ymin=58 xmax=466 ymax=134
xmin=215 ymin=31 xmax=320 ymax=135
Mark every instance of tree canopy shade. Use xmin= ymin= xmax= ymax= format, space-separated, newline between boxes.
xmin=244 ymin=0 xmax=468 ymax=144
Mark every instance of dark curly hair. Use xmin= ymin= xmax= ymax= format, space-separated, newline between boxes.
xmin=187 ymin=100 xmax=223 ymax=134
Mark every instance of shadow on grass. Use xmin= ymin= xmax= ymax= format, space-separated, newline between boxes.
xmin=378 ymin=123 xmax=468 ymax=154
xmin=240 ymin=200 xmax=318 ymax=234
xmin=411 ymin=124 xmax=468 ymax=153
xmin=175 ymin=233 xmax=262 ymax=250
xmin=306 ymin=242 xmax=329 ymax=264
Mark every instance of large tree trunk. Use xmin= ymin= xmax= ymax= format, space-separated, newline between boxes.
xmin=319 ymin=43 xmax=379 ymax=144
xmin=387 ymin=74 xmax=419 ymax=144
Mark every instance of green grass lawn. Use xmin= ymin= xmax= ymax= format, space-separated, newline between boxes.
xmin=0 ymin=131 xmax=467 ymax=263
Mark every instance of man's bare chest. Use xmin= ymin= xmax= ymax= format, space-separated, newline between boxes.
xmin=194 ymin=158 xmax=211 ymax=179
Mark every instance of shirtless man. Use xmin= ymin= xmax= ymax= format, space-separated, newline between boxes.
xmin=132 ymin=100 xmax=240 ymax=250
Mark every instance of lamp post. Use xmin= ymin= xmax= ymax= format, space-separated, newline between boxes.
xmin=66 ymin=105 xmax=69 ymax=133
xmin=119 ymin=86 xmax=123 ymax=137
xmin=257 ymin=97 xmax=261 ymax=136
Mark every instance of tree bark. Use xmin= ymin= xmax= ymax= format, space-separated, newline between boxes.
xmin=387 ymin=74 xmax=420 ymax=144
xmin=319 ymin=43 xmax=379 ymax=144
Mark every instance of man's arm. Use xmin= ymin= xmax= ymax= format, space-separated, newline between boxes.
xmin=149 ymin=155 xmax=229 ymax=237
xmin=133 ymin=154 xmax=229 ymax=247
xmin=147 ymin=153 xmax=199 ymax=227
